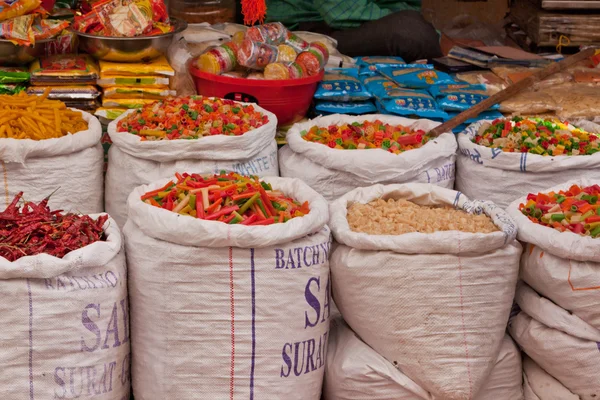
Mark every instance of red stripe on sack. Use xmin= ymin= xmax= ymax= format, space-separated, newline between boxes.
xmin=229 ymin=246 xmax=235 ymax=400
xmin=457 ymin=236 xmax=473 ymax=397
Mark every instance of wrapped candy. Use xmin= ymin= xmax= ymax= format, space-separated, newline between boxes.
xmin=285 ymin=31 xmax=309 ymax=53
xmin=276 ymin=44 xmax=296 ymax=63
xmin=296 ymin=41 xmax=329 ymax=76
xmin=287 ymin=61 xmax=306 ymax=79
xmin=196 ymin=42 xmax=238 ymax=75
xmin=264 ymin=62 xmax=289 ymax=80
xmin=237 ymin=39 xmax=278 ymax=70
xmin=245 ymin=22 xmax=286 ymax=45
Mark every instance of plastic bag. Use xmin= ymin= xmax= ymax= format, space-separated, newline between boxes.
xmin=456 ymin=71 xmax=507 ymax=94
xmin=102 ymin=86 xmax=175 ymax=99
xmin=102 ymin=98 xmax=158 ymax=108
xmin=27 ymin=85 xmax=100 ymax=100
xmin=376 ymin=88 xmax=448 ymax=120
xmin=0 ymin=83 xmax=25 ymax=94
xmin=380 ymin=66 xmax=456 ymax=89
xmin=315 ymin=100 xmax=377 ymax=115
xmin=0 ymin=0 xmax=40 ymax=22
xmin=32 ymin=17 xmax=69 ymax=40
xmin=0 ymin=14 xmax=34 ymax=46
xmin=499 ymin=89 xmax=560 ymax=115
xmin=30 ymin=54 xmax=99 ymax=85
xmin=545 ymin=82 xmax=600 ymax=120
xmin=167 ymin=37 xmax=197 ymax=97
xmin=0 ymin=66 xmax=29 ymax=83
xmin=99 ymin=55 xmax=174 ymax=76
xmin=97 ymin=74 xmax=169 ymax=88
xmin=356 ymin=56 xmax=407 ymax=75
xmin=430 ymin=83 xmax=499 ymax=112
xmin=314 ymin=68 xmax=371 ymax=101
xmin=362 ymin=75 xmax=400 ymax=97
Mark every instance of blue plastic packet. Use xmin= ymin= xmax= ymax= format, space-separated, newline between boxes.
xmin=356 ymin=56 xmax=406 ymax=75
xmin=379 ymin=66 xmax=456 ymax=89
xmin=429 ymin=83 xmax=499 ymax=112
xmin=362 ymin=75 xmax=400 ymax=98
xmin=356 ymin=56 xmax=433 ymax=76
xmin=315 ymin=100 xmax=377 ymax=115
xmin=375 ymin=88 xmax=448 ymax=120
xmin=314 ymin=68 xmax=372 ymax=101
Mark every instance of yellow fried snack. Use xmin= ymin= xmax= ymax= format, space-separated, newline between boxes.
xmin=0 ymin=90 xmax=89 ymax=140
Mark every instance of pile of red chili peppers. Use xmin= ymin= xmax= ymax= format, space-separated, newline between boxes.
xmin=0 ymin=192 xmax=109 ymax=261
xmin=519 ymin=184 xmax=600 ymax=237
xmin=141 ymin=172 xmax=310 ymax=225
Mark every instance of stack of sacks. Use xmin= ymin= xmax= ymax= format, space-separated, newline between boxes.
xmin=325 ymin=317 xmax=523 ymax=400
xmin=95 ymin=56 xmax=176 ymax=124
xmin=313 ymin=68 xmax=376 ymax=116
xmin=28 ymin=54 xmax=101 ymax=111
xmin=507 ymin=179 xmax=600 ymax=399
xmin=0 ymin=66 xmax=29 ymax=94
xmin=327 ymin=183 xmax=522 ymax=400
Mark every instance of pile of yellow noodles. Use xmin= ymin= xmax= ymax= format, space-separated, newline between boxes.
xmin=0 ymin=90 xmax=88 ymax=140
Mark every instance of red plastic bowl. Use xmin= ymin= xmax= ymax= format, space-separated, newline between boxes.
xmin=190 ymin=65 xmax=323 ymax=126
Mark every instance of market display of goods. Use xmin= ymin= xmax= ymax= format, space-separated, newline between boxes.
xmin=72 ymin=0 xmax=172 ymax=37
xmin=347 ymin=198 xmax=499 ymax=235
xmin=300 ymin=120 xmax=429 ymax=153
xmin=0 ymin=91 xmax=88 ymax=139
xmin=518 ymin=184 xmax=600 ymax=237
xmin=474 ymin=117 xmax=600 ymax=156
xmin=117 ymin=96 xmax=268 ymax=140
xmin=141 ymin=171 xmax=310 ymax=225
xmin=195 ymin=22 xmax=328 ymax=80
xmin=0 ymin=191 xmax=108 ymax=261
xmin=0 ymin=0 xmax=69 ymax=45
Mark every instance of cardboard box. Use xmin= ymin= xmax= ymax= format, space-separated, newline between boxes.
xmin=422 ymin=0 xmax=510 ymax=30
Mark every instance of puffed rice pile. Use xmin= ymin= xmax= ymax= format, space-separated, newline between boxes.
xmin=347 ymin=198 xmax=499 ymax=235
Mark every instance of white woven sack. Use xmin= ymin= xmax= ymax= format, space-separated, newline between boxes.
xmin=279 ymin=114 xmax=457 ymax=201
xmin=105 ymin=105 xmax=279 ymax=227
xmin=456 ymin=120 xmax=600 ymax=209
xmin=0 ymin=216 xmax=130 ymax=400
xmin=124 ymin=176 xmax=331 ymax=399
xmin=0 ymin=110 xmax=103 ymax=213
xmin=522 ymin=356 xmax=578 ymax=400
xmin=509 ymin=282 xmax=600 ymax=400
xmin=329 ymin=183 xmax=521 ymax=400
xmin=324 ymin=318 xmax=523 ymax=400
xmin=507 ymin=178 xmax=600 ymax=329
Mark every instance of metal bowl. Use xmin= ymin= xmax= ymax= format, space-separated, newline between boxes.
xmin=0 ymin=38 xmax=52 ymax=66
xmin=72 ymin=18 xmax=188 ymax=63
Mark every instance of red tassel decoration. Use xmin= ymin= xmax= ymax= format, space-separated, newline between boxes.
xmin=241 ymin=0 xmax=267 ymax=26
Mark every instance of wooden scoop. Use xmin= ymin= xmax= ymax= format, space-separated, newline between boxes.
xmin=428 ymin=47 xmax=596 ymax=137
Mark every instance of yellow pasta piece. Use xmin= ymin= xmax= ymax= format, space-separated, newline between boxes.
xmin=0 ymin=92 xmax=88 ymax=140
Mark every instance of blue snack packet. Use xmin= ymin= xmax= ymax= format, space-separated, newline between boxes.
xmin=314 ymin=68 xmax=372 ymax=101
xmin=429 ymin=83 xmax=499 ymax=112
xmin=379 ymin=66 xmax=456 ymax=89
xmin=315 ymin=100 xmax=377 ymax=115
xmin=375 ymin=88 xmax=448 ymax=120
xmin=362 ymin=75 xmax=400 ymax=98
xmin=355 ymin=56 xmax=433 ymax=76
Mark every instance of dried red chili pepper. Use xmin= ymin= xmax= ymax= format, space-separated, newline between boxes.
xmin=0 ymin=192 xmax=109 ymax=262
